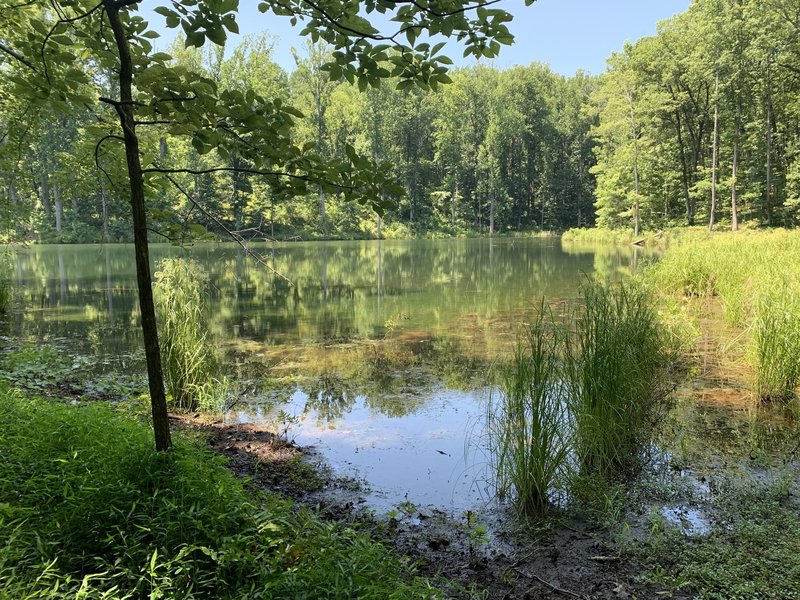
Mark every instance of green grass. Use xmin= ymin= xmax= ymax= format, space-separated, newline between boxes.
xmin=643 ymin=476 xmax=800 ymax=600
xmin=487 ymin=305 xmax=570 ymax=518
xmin=487 ymin=283 xmax=678 ymax=516
xmin=154 ymin=258 xmax=220 ymax=411
xmin=648 ymin=229 xmax=800 ymax=401
xmin=0 ymin=386 xmax=440 ymax=599
xmin=566 ymin=280 xmax=676 ymax=482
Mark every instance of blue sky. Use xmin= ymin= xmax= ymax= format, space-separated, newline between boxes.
xmin=141 ymin=0 xmax=690 ymax=76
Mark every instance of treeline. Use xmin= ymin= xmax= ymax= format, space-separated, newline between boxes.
xmin=4 ymin=0 xmax=799 ymax=242
xmin=0 ymin=37 xmax=596 ymax=242
xmin=592 ymin=0 xmax=800 ymax=232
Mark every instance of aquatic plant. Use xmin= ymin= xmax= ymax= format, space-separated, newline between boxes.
xmin=649 ymin=229 xmax=800 ymax=401
xmin=751 ymin=289 xmax=800 ymax=402
xmin=153 ymin=258 xmax=218 ymax=411
xmin=487 ymin=305 xmax=570 ymax=518
xmin=565 ymin=281 xmax=675 ymax=482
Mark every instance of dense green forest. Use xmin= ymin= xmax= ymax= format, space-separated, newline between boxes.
xmin=2 ymin=0 xmax=799 ymax=242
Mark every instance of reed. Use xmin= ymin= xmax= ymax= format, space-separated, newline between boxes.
xmin=649 ymin=229 xmax=800 ymax=400
xmin=487 ymin=305 xmax=570 ymax=518
xmin=153 ymin=258 xmax=217 ymax=411
xmin=751 ymin=289 xmax=800 ymax=402
xmin=565 ymin=281 xmax=674 ymax=481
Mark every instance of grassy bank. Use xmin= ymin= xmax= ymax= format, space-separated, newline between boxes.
xmin=0 ymin=385 xmax=439 ymax=599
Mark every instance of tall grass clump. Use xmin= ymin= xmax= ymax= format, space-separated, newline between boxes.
xmin=649 ymin=229 xmax=800 ymax=400
xmin=751 ymin=288 xmax=800 ymax=402
xmin=154 ymin=257 xmax=218 ymax=411
xmin=0 ymin=386 xmax=440 ymax=599
xmin=487 ymin=306 xmax=570 ymax=518
xmin=566 ymin=281 xmax=675 ymax=481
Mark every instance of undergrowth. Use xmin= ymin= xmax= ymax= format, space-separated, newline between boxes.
xmin=641 ymin=475 xmax=800 ymax=599
xmin=0 ymin=385 xmax=439 ymax=599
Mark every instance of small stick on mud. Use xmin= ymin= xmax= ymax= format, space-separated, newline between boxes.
xmin=517 ymin=571 xmax=587 ymax=600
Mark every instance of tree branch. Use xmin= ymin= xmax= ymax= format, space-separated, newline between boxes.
xmin=163 ymin=174 xmax=292 ymax=284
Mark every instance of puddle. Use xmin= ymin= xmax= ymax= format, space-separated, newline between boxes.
xmin=228 ymin=387 xmax=494 ymax=513
xmin=661 ymin=505 xmax=712 ymax=536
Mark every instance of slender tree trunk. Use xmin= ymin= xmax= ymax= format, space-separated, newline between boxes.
xmin=765 ymin=71 xmax=773 ymax=225
xmin=98 ymin=178 xmax=110 ymax=241
xmin=674 ymin=111 xmax=694 ymax=225
xmin=709 ymin=71 xmax=720 ymax=232
xmin=319 ymin=188 xmax=326 ymax=233
xmin=489 ymin=188 xmax=494 ymax=236
xmin=40 ymin=172 xmax=52 ymax=216
xmin=731 ymin=118 xmax=740 ymax=232
xmin=627 ymin=89 xmax=640 ymax=237
xmin=54 ymin=186 xmax=63 ymax=232
xmin=106 ymin=1 xmax=171 ymax=451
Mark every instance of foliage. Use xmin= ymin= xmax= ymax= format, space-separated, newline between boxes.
xmin=153 ymin=258 xmax=220 ymax=411
xmin=487 ymin=305 xmax=570 ymax=518
xmin=590 ymin=0 xmax=800 ymax=232
xmin=565 ymin=280 xmax=676 ymax=482
xmin=0 ymin=386 xmax=441 ymax=599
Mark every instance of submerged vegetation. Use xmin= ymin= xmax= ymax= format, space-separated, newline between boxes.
xmin=0 ymin=385 xmax=439 ymax=599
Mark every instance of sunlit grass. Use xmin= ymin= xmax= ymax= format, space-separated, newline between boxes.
xmin=648 ymin=229 xmax=800 ymax=401
xmin=154 ymin=258 xmax=220 ymax=411
xmin=0 ymin=386 xmax=441 ymax=599
xmin=487 ymin=304 xmax=570 ymax=518
xmin=565 ymin=281 xmax=676 ymax=482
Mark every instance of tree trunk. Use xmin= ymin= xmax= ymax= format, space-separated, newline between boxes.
xmin=99 ymin=178 xmax=110 ymax=241
xmin=765 ymin=70 xmax=773 ymax=225
xmin=627 ymin=89 xmax=641 ymax=237
xmin=40 ymin=172 xmax=52 ymax=216
xmin=674 ymin=111 xmax=694 ymax=225
xmin=731 ymin=117 xmax=740 ymax=232
xmin=54 ymin=186 xmax=63 ymax=232
xmin=709 ymin=71 xmax=719 ymax=232
xmin=106 ymin=1 xmax=171 ymax=451
xmin=489 ymin=188 xmax=495 ymax=236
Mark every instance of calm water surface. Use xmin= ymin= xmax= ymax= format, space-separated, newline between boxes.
xmin=14 ymin=238 xmax=743 ymax=513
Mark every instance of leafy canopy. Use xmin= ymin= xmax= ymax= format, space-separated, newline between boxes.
xmin=1 ymin=0 xmax=531 ymax=215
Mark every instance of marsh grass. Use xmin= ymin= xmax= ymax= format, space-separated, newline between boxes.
xmin=566 ymin=281 xmax=675 ymax=482
xmin=488 ymin=283 xmax=677 ymax=516
xmin=154 ymin=258 xmax=219 ymax=411
xmin=487 ymin=305 xmax=570 ymax=518
xmin=649 ymin=229 xmax=800 ymax=401
xmin=0 ymin=386 xmax=440 ymax=599
xmin=751 ymin=290 xmax=800 ymax=402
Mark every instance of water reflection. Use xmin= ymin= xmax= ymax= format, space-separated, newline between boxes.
xmin=11 ymin=238 xmax=648 ymax=363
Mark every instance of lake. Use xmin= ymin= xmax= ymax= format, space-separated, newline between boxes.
xmin=10 ymin=238 xmax=788 ymax=514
